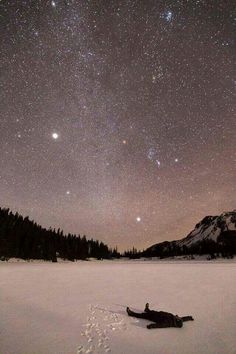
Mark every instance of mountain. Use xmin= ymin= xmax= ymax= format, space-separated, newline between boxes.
xmin=144 ymin=210 xmax=236 ymax=258
xmin=177 ymin=210 xmax=236 ymax=247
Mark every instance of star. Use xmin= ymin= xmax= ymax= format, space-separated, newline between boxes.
xmin=1 ymin=0 xmax=234 ymax=254
xmin=52 ymin=132 xmax=59 ymax=140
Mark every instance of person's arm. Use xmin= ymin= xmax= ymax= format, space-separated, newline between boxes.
xmin=181 ymin=316 xmax=194 ymax=322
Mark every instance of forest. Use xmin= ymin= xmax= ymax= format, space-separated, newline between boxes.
xmin=0 ymin=207 xmax=120 ymax=261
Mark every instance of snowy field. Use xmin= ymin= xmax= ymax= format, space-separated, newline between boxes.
xmin=1 ymin=260 xmax=236 ymax=354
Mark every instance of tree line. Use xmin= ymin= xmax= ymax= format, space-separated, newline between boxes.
xmin=0 ymin=207 xmax=120 ymax=261
xmin=124 ymin=233 xmax=236 ymax=260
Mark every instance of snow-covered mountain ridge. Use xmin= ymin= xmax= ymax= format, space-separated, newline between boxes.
xmin=147 ymin=210 xmax=236 ymax=253
xmin=177 ymin=210 xmax=236 ymax=247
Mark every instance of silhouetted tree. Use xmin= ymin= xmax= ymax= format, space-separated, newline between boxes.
xmin=0 ymin=207 xmax=115 ymax=262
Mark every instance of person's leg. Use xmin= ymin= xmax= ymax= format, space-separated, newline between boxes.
xmin=127 ymin=307 xmax=150 ymax=319
xmin=147 ymin=322 xmax=173 ymax=329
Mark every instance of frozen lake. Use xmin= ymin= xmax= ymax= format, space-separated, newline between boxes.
xmin=1 ymin=260 xmax=236 ymax=354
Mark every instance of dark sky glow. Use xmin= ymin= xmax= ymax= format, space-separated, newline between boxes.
xmin=1 ymin=0 xmax=235 ymax=250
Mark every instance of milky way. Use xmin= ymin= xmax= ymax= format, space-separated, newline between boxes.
xmin=1 ymin=0 xmax=235 ymax=250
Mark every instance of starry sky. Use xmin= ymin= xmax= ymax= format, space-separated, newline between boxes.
xmin=1 ymin=0 xmax=235 ymax=251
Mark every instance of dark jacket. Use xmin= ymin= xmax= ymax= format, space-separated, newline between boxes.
xmin=146 ymin=310 xmax=183 ymax=328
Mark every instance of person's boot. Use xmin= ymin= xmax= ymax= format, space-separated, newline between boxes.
xmin=144 ymin=303 xmax=150 ymax=312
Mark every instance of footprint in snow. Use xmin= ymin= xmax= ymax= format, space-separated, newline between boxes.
xmin=77 ymin=304 xmax=128 ymax=353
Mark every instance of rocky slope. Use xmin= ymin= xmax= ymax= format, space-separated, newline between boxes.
xmin=146 ymin=210 xmax=236 ymax=256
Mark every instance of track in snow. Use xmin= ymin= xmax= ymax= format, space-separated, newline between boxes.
xmin=77 ymin=304 xmax=128 ymax=353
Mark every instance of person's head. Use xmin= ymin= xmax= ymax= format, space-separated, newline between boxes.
xmin=174 ymin=315 xmax=183 ymax=328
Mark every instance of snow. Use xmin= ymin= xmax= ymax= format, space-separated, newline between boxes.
xmin=1 ymin=260 xmax=236 ymax=354
xmin=228 ymin=222 xmax=236 ymax=231
xmin=178 ymin=212 xmax=236 ymax=247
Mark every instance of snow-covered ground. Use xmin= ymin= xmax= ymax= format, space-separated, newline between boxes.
xmin=1 ymin=260 xmax=236 ymax=354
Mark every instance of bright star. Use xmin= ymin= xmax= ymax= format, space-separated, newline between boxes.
xmin=175 ymin=158 xmax=179 ymax=162
xmin=122 ymin=140 xmax=127 ymax=144
xmin=52 ymin=132 xmax=59 ymax=140
xmin=66 ymin=190 xmax=70 ymax=195
xmin=136 ymin=217 xmax=141 ymax=222
xmin=51 ymin=1 xmax=56 ymax=7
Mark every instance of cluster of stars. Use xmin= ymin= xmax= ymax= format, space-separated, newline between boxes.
xmin=163 ymin=10 xmax=173 ymax=23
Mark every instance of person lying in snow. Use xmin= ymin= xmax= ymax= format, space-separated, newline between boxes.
xmin=126 ymin=303 xmax=194 ymax=329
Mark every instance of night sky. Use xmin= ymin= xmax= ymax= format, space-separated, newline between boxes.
xmin=1 ymin=0 xmax=235 ymax=251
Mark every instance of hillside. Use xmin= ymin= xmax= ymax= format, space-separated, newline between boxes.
xmin=0 ymin=207 xmax=119 ymax=261
xmin=144 ymin=210 xmax=236 ymax=258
